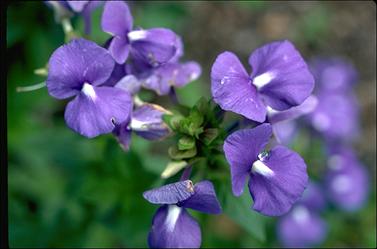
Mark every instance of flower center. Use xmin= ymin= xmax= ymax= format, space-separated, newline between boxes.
xmin=252 ymin=72 xmax=275 ymax=89
xmin=81 ymin=83 xmax=97 ymax=100
xmin=251 ymin=151 xmax=274 ymax=177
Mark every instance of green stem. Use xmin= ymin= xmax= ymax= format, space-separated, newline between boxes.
xmin=16 ymin=82 xmax=46 ymax=92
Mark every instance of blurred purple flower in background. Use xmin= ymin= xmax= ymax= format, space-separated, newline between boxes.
xmin=325 ymin=146 xmax=369 ymax=211
xmin=277 ymin=182 xmax=328 ymax=247
xmin=46 ymin=38 xmax=133 ymax=138
xmin=308 ymin=58 xmax=360 ymax=142
xmin=223 ymin=123 xmax=308 ymax=216
xmin=143 ymin=180 xmax=222 ymax=248
xmin=101 ymin=1 xmax=179 ymax=65
xmin=211 ymin=40 xmax=314 ymax=122
xmin=310 ymin=57 xmax=358 ymax=93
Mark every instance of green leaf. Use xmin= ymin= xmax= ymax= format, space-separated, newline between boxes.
xmin=200 ymin=128 xmax=219 ymax=145
xmin=194 ymin=97 xmax=209 ymax=115
xmin=163 ymin=114 xmax=184 ymax=131
xmin=178 ymin=136 xmax=196 ymax=150
xmin=168 ymin=145 xmax=197 ymax=160
xmin=188 ymin=108 xmax=204 ymax=128
xmin=224 ymin=186 xmax=268 ymax=242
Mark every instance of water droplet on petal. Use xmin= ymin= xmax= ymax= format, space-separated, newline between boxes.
xmin=258 ymin=150 xmax=270 ymax=162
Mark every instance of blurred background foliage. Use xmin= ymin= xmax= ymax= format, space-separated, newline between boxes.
xmin=7 ymin=1 xmax=376 ymax=248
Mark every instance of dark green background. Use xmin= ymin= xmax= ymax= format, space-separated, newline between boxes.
xmin=7 ymin=1 xmax=376 ymax=248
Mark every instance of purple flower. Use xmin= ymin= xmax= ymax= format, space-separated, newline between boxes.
xmin=113 ymin=103 xmax=171 ymax=151
xmin=46 ymin=38 xmax=133 ymax=138
xmin=143 ymin=180 xmax=222 ymax=248
xmin=325 ymin=147 xmax=369 ymax=211
xmin=223 ymin=123 xmax=308 ymax=216
xmin=300 ymin=181 xmax=327 ymax=212
xmin=101 ymin=1 xmax=178 ymax=65
xmin=308 ymin=91 xmax=359 ymax=141
xmin=126 ymin=35 xmax=201 ymax=96
xmin=307 ymin=58 xmax=360 ymax=141
xmin=141 ymin=61 xmax=201 ymax=96
xmin=211 ymin=40 xmax=314 ymax=122
xmin=277 ymin=205 xmax=327 ymax=247
xmin=310 ymin=57 xmax=358 ymax=93
xmin=277 ymin=181 xmax=327 ymax=247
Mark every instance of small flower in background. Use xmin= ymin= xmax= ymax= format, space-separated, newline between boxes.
xmin=143 ymin=180 xmax=222 ymax=248
xmin=211 ymin=40 xmax=314 ymax=123
xmin=277 ymin=182 xmax=328 ymax=247
xmin=46 ymin=38 xmax=133 ymax=138
xmin=127 ymin=35 xmax=202 ymax=96
xmin=325 ymin=146 xmax=369 ymax=212
xmin=66 ymin=1 xmax=103 ymax=34
xmin=310 ymin=57 xmax=358 ymax=93
xmin=308 ymin=90 xmax=360 ymax=142
xmin=113 ymin=103 xmax=172 ymax=151
xmin=308 ymin=58 xmax=360 ymax=142
xmin=101 ymin=1 xmax=179 ymax=65
xmin=223 ymin=123 xmax=308 ymax=216
xmin=45 ymin=1 xmax=102 ymax=34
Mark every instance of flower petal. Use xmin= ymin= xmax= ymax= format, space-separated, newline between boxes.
xmin=103 ymin=63 xmax=127 ymax=87
xmin=249 ymin=145 xmax=308 ymax=216
xmin=175 ymin=61 xmax=202 ymax=87
xmin=67 ymin=1 xmax=88 ymax=12
xmin=143 ymin=180 xmax=195 ymax=205
xmin=211 ymin=51 xmax=266 ymax=122
xmin=268 ymin=95 xmax=318 ymax=124
xmin=223 ymin=124 xmax=272 ymax=196
xmin=115 ymin=74 xmax=141 ymax=95
xmin=101 ymin=0 xmax=132 ymax=36
xmin=131 ymin=104 xmax=171 ymax=140
xmin=129 ymin=28 xmax=178 ymax=66
xmin=179 ymin=180 xmax=222 ymax=214
xmin=46 ymin=38 xmax=115 ymax=99
xmin=64 ymin=85 xmax=132 ymax=138
xmin=108 ymin=36 xmax=130 ymax=64
xmin=249 ymin=40 xmax=314 ymax=111
xmin=277 ymin=205 xmax=327 ymax=247
xmin=113 ymin=124 xmax=132 ymax=151
xmin=148 ymin=205 xmax=201 ymax=248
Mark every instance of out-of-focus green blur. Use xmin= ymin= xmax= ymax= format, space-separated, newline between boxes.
xmin=7 ymin=1 xmax=376 ymax=248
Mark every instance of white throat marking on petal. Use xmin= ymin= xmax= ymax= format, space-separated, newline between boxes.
xmin=128 ymin=30 xmax=147 ymax=42
xmin=266 ymin=105 xmax=279 ymax=116
xmin=251 ymin=160 xmax=274 ymax=177
xmin=82 ymin=83 xmax=97 ymax=100
xmin=253 ymin=72 xmax=275 ymax=89
xmin=165 ymin=205 xmax=182 ymax=232
xmin=292 ymin=205 xmax=310 ymax=224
